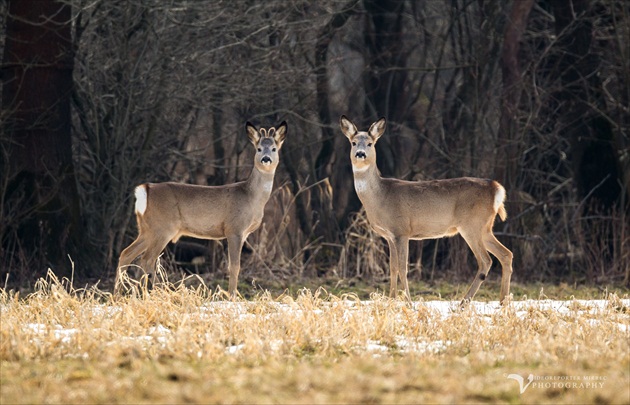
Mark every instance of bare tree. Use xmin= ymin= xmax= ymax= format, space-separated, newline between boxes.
xmin=549 ymin=0 xmax=623 ymax=210
xmin=497 ymin=0 xmax=535 ymax=190
xmin=1 ymin=0 xmax=627 ymax=288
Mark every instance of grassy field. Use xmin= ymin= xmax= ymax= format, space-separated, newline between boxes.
xmin=1 ymin=273 xmax=629 ymax=404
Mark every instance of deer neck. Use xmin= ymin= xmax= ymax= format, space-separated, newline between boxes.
xmin=245 ymin=165 xmax=275 ymax=202
xmin=352 ymin=163 xmax=382 ymax=202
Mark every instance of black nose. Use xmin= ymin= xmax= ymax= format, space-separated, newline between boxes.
xmin=355 ymin=151 xmax=366 ymax=159
xmin=261 ymin=156 xmax=272 ymax=164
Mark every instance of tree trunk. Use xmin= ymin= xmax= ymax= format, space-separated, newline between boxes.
xmin=310 ymin=0 xmax=359 ymax=250
xmin=497 ymin=0 xmax=535 ymax=189
xmin=550 ymin=0 xmax=622 ymax=210
xmin=212 ymin=90 xmax=226 ymax=185
xmin=1 ymin=0 xmax=80 ymax=277
xmin=363 ymin=0 xmax=407 ymax=176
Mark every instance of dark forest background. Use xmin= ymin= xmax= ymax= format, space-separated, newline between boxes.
xmin=1 ymin=0 xmax=628 ymax=290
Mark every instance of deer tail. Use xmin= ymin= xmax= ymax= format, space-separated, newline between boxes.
xmin=492 ymin=181 xmax=507 ymax=222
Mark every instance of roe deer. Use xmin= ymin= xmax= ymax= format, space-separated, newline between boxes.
xmin=115 ymin=121 xmax=287 ymax=296
xmin=340 ymin=116 xmax=513 ymax=304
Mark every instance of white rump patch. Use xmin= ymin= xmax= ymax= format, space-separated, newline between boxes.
xmin=135 ymin=185 xmax=147 ymax=215
xmin=494 ymin=185 xmax=506 ymax=213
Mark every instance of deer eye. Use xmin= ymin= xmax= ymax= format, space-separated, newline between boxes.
xmin=352 ymin=141 xmax=357 ymax=146
xmin=367 ymin=143 xmax=373 ymax=147
xmin=257 ymin=148 xmax=262 ymax=152
xmin=272 ymin=148 xmax=276 ymax=152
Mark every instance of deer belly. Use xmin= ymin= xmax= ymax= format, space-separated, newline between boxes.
xmin=177 ymin=217 xmax=228 ymax=240
xmin=182 ymin=226 xmax=226 ymax=240
xmin=410 ymin=226 xmax=459 ymax=240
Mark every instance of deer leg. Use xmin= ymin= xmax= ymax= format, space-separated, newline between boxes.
xmin=227 ymin=234 xmax=245 ymax=298
xmin=460 ymin=231 xmax=493 ymax=304
xmin=394 ymin=237 xmax=411 ymax=302
xmin=484 ymin=233 xmax=513 ymax=305
xmin=115 ymin=236 xmax=148 ymax=294
xmin=386 ymin=238 xmax=399 ymax=298
xmin=138 ymin=236 xmax=171 ymax=290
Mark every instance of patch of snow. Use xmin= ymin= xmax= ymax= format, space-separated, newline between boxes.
xmin=226 ymin=344 xmax=245 ymax=354
xmin=25 ymin=323 xmax=78 ymax=344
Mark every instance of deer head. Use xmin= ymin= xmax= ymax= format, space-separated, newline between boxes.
xmin=246 ymin=121 xmax=287 ymax=173
xmin=340 ymin=115 xmax=386 ymax=172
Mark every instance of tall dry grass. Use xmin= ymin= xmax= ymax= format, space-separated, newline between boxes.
xmin=1 ymin=271 xmax=628 ymax=403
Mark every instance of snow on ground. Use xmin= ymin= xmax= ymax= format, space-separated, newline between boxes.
xmin=21 ymin=299 xmax=629 ymax=356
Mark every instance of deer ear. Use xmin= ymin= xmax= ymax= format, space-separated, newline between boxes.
xmin=368 ymin=117 xmax=386 ymax=140
xmin=246 ymin=122 xmax=260 ymax=144
xmin=273 ymin=121 xmax=287 ymax=148
xmin=340 ymin=115 xmax=357 ymax=140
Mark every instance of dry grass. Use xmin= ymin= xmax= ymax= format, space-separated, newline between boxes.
xmin=1 ymin=272 xmax=629 ymax=404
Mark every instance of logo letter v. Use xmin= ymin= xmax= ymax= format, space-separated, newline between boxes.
xmin=507 ymin=374 xmax=534 ymax=394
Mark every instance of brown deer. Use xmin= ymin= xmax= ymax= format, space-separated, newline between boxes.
xmin=340 ymin=116 xmax=513 ymax=304
xmin=115 ymin=121 xmax=287 ymax=296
